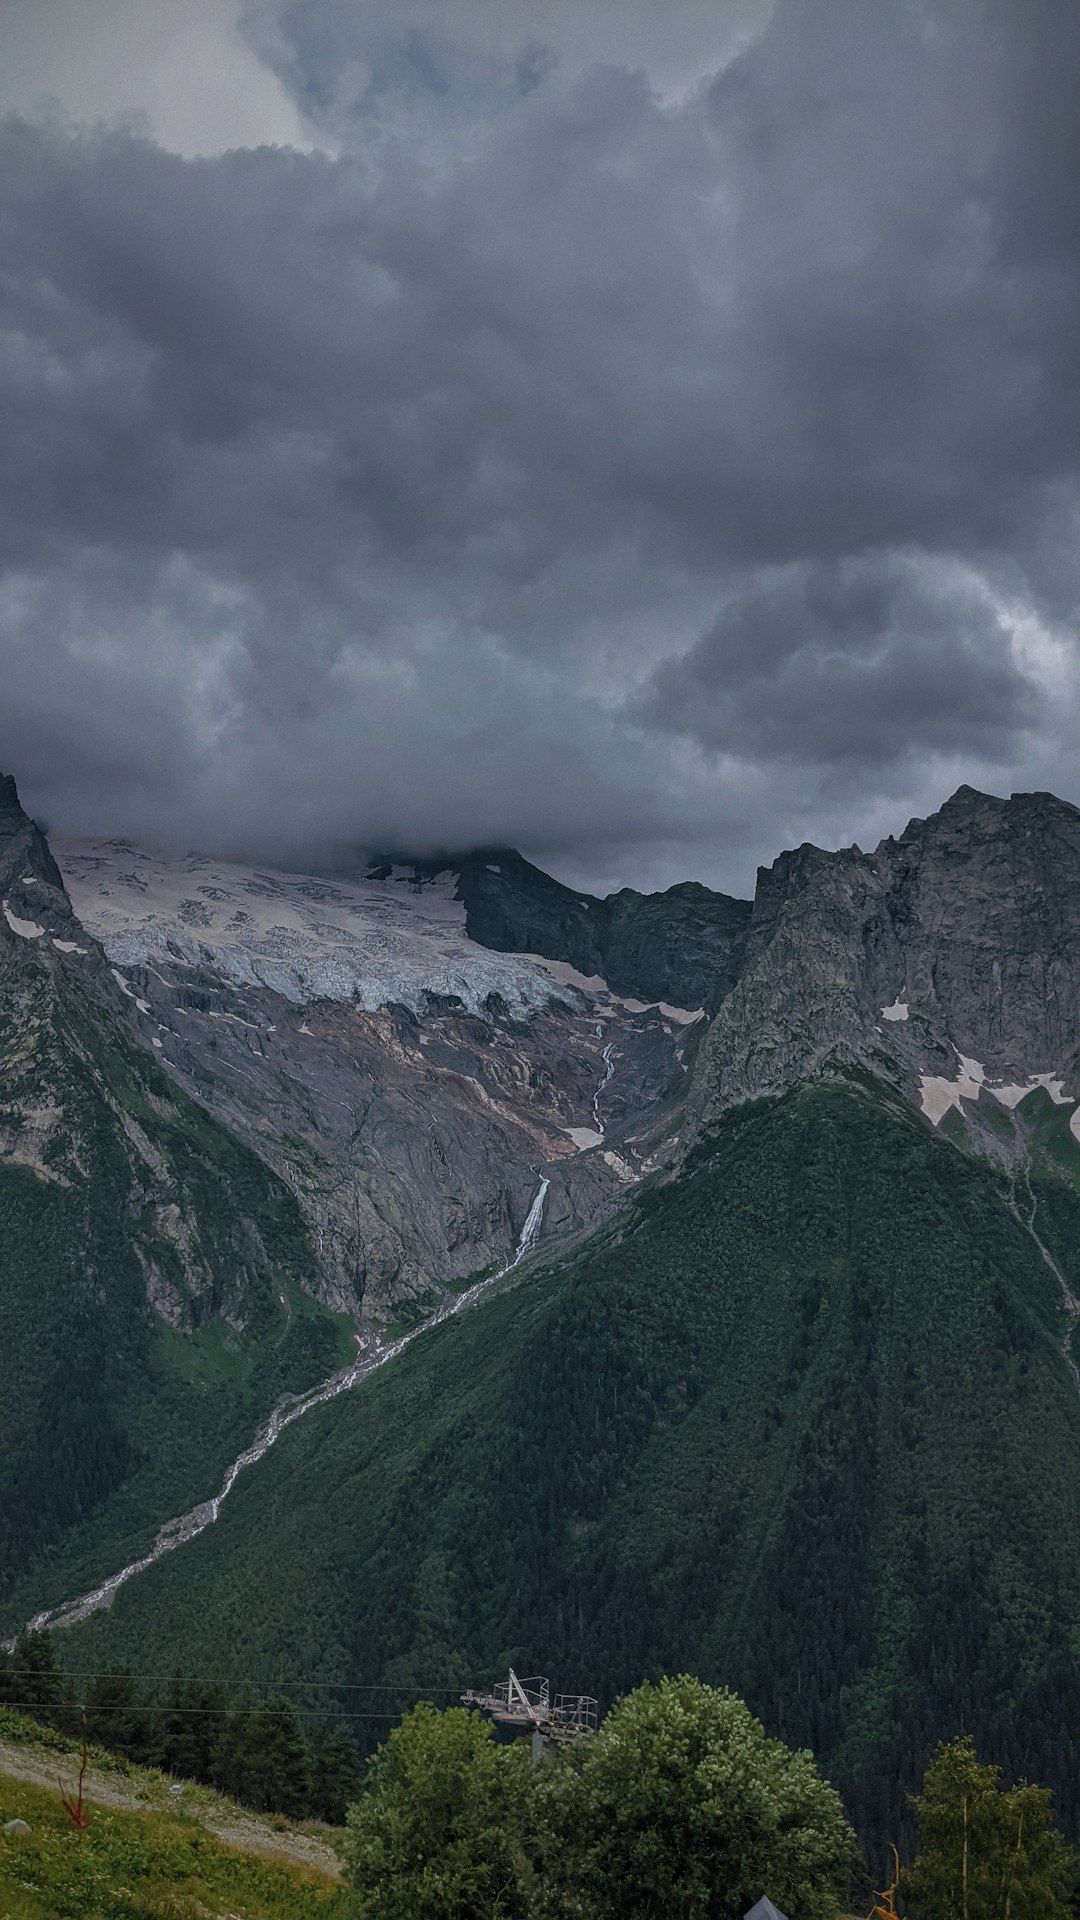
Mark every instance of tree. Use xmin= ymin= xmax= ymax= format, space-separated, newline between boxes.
xmin=345 ymin=1703 xmax=531 ymax=1919
xmin=207 ymin=1693 xmax=263 ymax=1807
xmin=83 ymin=1666 xmax=155 ymax=1764
xmin=534 ymin=1674 xmax=857 ymax=1920
xmin=904 ymin=1735 xmax=1074 ymax=1920
xmin=157 ymin=1675 xmax=228 ymax=1782
xmin=1 ymin=1629 xmax=64 ymax=1722
xmin=307 ymin=1720 xmax=363 ymax=1825
xmin=248 ymin=1696 xmax=312 ymax=1817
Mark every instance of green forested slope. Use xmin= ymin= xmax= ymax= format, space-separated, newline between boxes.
xmin=62 ymin=1078 xmax=1080 ymax=1855
xmin=0 ymin=937 xmax=352 ymax=1627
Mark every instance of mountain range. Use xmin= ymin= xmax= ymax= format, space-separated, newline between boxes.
xmin=5 ymin=770 xmax=1080 ymax=1860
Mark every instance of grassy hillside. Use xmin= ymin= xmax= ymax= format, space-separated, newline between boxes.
xmin=0 ymin=1710 xmax=348 ymax=1920
xmin=61 ymin=1076 xmax=1080 ymax=1858
xmin=0 ymin=943 xmax=353 ymax=1631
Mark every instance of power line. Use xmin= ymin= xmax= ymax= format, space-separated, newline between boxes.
xmin=34 ymin=1712 xmax=417 ymax=1728
xmin=4 ymin=1661 xmax=502 ymax=1692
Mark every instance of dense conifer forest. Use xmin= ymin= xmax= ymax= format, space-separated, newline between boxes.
xmin=56 ymin=1075 xmax=1080 ymax=1861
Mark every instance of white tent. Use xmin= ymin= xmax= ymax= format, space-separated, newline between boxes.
xmin=744 ymin=1900 xmax=789 ymax=1920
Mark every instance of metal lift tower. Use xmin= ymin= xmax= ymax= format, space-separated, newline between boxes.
xmin=461 ymin=1670 xmax=598 ymax=1755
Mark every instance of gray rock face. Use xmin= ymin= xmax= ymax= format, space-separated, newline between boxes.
xmin=105 ymin=967 xmax=688 ymax=1318
xmin=600 ymin=881 xmax=751 ymax=1012
xmin=0 ymin=774 xmax=102 ymax=968
xmin=689 ymin=786 xmax=1080 ymax=1132
xmin=50 ymin=834 xmax=699 ymax=1321
xmin=441 ymin=848 xmax=751 ymax=1013
xmin=0 ymin=777 xmax=350 ymax=1334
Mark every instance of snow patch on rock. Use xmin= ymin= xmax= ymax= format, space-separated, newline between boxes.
xmin=920 ymin=1052 xmax=1075 ymax=1125
xmin=522 ymin=953 xmax=701 ymax=1023
xmin=3 ymin=901 xmax=45 ymax=939
xmin=602 ymin=1149 xmax=636 ymax=1183
xmin=988 ymin=1073 xmax=1070 ymax=1109
xmin=881 ymin=999 xmax=909 ymax=1022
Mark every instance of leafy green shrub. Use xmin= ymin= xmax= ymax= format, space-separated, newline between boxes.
xmin=534 ymin=1676 xmax=856 ymax=1920
xmin=345 ymin=1703 xmax=531 ymax=1919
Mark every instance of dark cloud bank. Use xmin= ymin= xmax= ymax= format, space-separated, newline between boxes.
xmin=1 ymin=0 xmax=1079 ymax=893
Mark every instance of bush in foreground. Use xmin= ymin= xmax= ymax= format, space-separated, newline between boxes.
xmin=345 ymin=1702 xmax=532 ymax=1919
xmin=534 ymin=1675 xmax=856 ymax=1920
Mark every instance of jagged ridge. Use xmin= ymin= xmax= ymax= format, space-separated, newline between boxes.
xmin=689 ymin=785 xmax=1080 ymax=1141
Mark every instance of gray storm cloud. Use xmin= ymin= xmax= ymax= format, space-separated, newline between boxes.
xmin=0 ymin=0 xmax=1078 ymax=893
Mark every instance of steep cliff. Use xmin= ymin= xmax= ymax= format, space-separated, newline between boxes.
xmin=53 ymin=838 xmax=700 ymax=1318
xmin=448 ymin=847 xmax=751 ymax=1012
xmin=0 ymin=776 xmax=352 ymax=1599
xmin=688 ymin=786 xmax=1080 ymax=1144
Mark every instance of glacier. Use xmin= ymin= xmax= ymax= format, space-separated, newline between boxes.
xmin=54 ymin=839 xmax=581 ymax=1019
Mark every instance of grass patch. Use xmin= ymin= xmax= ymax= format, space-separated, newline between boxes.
xmin=972 ymin=1093 xmax=1021 ymax=1144
xmin=0 ymin=1773 xmax=350 ymax=1920
xmin=0 ymin=1709 xmax=130 ymax=1777
xmin=937 ymin=1106 xmax=973 ymax=1151
xmin=276 ymin=1134 xmax=332 ymax=1173
xmin=1018 ymin=1088 xmax=1080 ymax=1194
xmin=153 ymin=1320 xmax=247 ymax=1394
xmin=381 ymin=1290 xmax=442 ymax=1337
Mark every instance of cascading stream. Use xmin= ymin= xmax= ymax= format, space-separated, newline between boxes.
xmin=592 ymin=1038 xmax=616 ymax=1136
xmin=1010 ymin=1162 xmax=1080 ymax=1396
xmin=24 ymin=1028 xmax=623 ymax=1638
xmin=24 ymin=1174 xmax=551 ymax=1637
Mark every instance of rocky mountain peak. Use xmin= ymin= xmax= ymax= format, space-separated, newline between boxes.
xmin=892 ymin=782 xmax=1080 ymax=846
xmin=688 ymin=783 xmax=1080 ymax=1140
xmin=0 ymin=769 xmax=85 ymax=951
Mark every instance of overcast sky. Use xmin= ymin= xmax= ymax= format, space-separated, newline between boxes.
xmin=1 ymin=0 xmax=1078 ymax=894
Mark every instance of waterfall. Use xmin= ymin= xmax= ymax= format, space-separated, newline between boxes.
xmin=512 ymin=1176 xmax=549 ymax=1263
xmin=591 ymin=1042 xmax=616 ymax=1135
